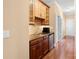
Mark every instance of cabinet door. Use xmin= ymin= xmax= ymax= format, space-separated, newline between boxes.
xmin=39 ymin=2 xmax=46 ymax=19
xmin=42 ymin=4 xmax=46 ymax=19
xmin=38 ymin=1 xmax=42 ymax=18
xmin=37 ymin=42 xmax=43 ymax=59
xmin=34 ymin=0 xmax=39 ymax=17
xmin=30 ymin=38 xmax=43 ymax=59
xmin=30 ymin=43 xmax=42 ymax=59
xmin=40 ymin=2 xmax=44 ymax=18
xmin=30 ymin=44 xmax=37 ymax=59
xmin=29 ymin=0 xmax=34 ymax=23
xmin=29 ymin=0 xmax=36 ymax=24
xmin=45 ymin=7 xmax=49 ymax=25
xmin=43 ymin=6 xmax=46 ymax=19
xmin=43 ymin=36 xmax=49 ymax=55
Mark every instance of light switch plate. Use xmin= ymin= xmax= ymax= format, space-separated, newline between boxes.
xmin=3 ymin=31 xmax=10 ymax=39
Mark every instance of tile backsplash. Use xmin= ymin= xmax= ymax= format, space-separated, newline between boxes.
xmin=29 ymin=25 xmax=54 ymax=35
xmin=29 ymin=25 xmax=41 ymax=35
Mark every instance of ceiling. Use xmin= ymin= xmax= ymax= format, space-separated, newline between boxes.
xmin=43 ymin=0 xmax=75 ymax=16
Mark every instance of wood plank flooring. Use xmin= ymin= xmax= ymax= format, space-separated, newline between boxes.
xmin=43 ymin=36 xmax=76 ymax=59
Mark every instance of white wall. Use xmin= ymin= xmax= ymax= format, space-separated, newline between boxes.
xmin=47 ymin=1 xmax=66 ymax=47
xmin=3 ymin=0 xmax=29 ymax=59
xmin=54 ymin=2 xmax=65 ymax=46
xmin=65 ymin=16 xmax=75 ymax=36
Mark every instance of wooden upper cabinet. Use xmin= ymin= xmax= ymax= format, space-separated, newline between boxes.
xmin=29 ymin=0 xmax=49 ymax=25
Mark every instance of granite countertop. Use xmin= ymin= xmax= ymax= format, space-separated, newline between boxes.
xmin=29 ymin=32 xmax=54 ymax=41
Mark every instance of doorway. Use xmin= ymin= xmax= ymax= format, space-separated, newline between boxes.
xmin=55 ymin=16 xmax=62 ymax=44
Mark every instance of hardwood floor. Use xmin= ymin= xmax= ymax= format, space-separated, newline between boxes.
xmin=43 ymin=36 xmax=76 ymax=59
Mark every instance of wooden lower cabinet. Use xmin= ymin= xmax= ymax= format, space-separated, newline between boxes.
xmin=30 ymin=43 xmax=42 ymax=59
xmin=30 ymin=36 xmax=49 ymax=59
xmin=42 ymin=36 xmax=49 ymax=55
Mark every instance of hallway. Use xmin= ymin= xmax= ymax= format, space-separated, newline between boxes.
xmin=43 ymin=36 xmax=76 ymax=59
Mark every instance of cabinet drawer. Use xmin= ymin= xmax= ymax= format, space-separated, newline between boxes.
xmin=30 ymin=37 xmax=43 ymax=46
xmin=43 ymin=36 xmax=48 ymax=40
xmin=30 ymin=39 xmax=39 ymax=46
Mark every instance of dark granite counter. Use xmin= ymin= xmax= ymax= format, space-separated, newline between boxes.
xmin=29 ymin=32 xmax=54 ymax=41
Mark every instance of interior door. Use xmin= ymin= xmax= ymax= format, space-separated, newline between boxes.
xmin=56 ymin=16 xmax=62 ymax=42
